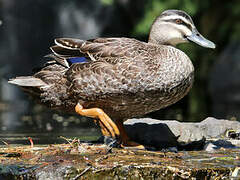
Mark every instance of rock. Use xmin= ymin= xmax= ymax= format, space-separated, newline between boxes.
xmin=204 ymin=140 xmax=236 ymax=152
xmin=231 ymin=167 xmax=240 ymax=179
xmin=204 ymin=142 xmax=218 ymax=152
xmin=124 ymin=118 xmax=179 ymax=149
xmin=124 ymin=117 xmax=240 ymax=150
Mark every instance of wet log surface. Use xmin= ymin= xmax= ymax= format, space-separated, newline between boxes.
xmin=0 ymin=117 xmax=239 ymax=179
xmin=0 ymin=142 xmax=239 ymax=179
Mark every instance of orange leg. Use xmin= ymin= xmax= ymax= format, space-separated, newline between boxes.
xmin=115 ymin=120 xmax=145 ymax=149
xmin=93 ymin=119 xmax=111 ymax=137
xmin=75 ymin=103 xmax=120 ymax=138
xmin=75 ymin=103 xmax=144 ymax=149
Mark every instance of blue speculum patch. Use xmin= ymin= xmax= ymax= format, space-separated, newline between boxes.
xmin=68 ymin=57 xmax=87 ymax=64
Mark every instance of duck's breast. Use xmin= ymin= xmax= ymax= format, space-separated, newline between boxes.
xmin=146 ymin=45 xmax=194 ymax=91
xmin=135 ymin=45 xmax=194 ymax=112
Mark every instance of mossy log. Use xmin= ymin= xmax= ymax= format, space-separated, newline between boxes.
xmin=0 ymin=143 xmax=238 ymax=179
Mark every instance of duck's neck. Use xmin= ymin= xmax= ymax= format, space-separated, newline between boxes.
xmin=148 ymin=33 xmax=178 ymax=47
xmin=148 ymin=38 xmax=174 ymax=47
xmin=148 ymin=23 xmax=179 ymax=47
xmin=148 ymin=28 xmax=165 ymax=45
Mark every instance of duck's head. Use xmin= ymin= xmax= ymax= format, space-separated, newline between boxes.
xmin=148 ymin=10 xmax=215 ymax=49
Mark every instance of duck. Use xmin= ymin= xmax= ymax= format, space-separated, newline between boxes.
xmin=9 ymin=10 xmax=215 ymax=149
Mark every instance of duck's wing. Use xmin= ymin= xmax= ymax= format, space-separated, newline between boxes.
xmin=50 ymin=37 xmax=145 ymax=67
xmin=47 ymin=37 xmax=149 ymax=101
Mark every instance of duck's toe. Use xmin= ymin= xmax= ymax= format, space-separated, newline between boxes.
xmin=121 ymin=141 xmax=145 ymax=150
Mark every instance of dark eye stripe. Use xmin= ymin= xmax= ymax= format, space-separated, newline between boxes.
xmin=180 ymin=21 xmax=192 ymax=31
xmin=164 ymin=19 xmax=192 ymax=31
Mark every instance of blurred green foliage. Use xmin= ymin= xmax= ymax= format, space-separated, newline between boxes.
xmin=101 ymin=0 xmax=113 ymax=6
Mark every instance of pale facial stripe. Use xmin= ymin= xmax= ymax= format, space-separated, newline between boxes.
xmin=160 ymin=10 xmax=194 ymax=24
xmin=161 ymin=16 xmax=194 ymax=31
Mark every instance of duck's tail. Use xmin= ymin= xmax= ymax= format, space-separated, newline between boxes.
xmin=8 ymin=61 xmax=75 ymax=111
xmin=8 ymin=76 xmax=47 ymax=87
xmin=8 ymin=76 xmax=49 ymax=102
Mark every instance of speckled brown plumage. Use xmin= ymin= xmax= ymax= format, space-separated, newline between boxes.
xmin=9 ymin=10 xmax=215 ymax=148
xmin=26 ymin=38 xmax=194 ymax=121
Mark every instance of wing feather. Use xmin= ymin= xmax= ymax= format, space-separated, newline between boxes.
xmin=52 ymin=37 xmax=145 ymax=64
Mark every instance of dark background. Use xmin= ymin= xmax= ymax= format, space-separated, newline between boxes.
xmin=0 ymin=0 xmax=240 ymax=136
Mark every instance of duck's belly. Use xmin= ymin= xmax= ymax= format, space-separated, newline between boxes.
xmin=83 ymin=73 xmax=194 ymax=120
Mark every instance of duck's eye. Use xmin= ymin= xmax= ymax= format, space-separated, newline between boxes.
xmin=175 ymin=19 xmax=183 ymax=24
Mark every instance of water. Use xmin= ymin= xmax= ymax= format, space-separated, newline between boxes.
xmin=0 ymin=129 xmax=100 ymax=146
xmin=0 ymin=95 xmax=100 ymax=145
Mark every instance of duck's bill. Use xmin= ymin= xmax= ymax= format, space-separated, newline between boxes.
xmin=186 ymin=29 xmax=216 ymax=49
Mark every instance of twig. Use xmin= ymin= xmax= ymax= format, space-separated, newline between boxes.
xmin=1 ymin=139 xmax=9 ymax=147
xmin=60 ymin=136 xmax=72 ymax=144
xmin=71 ymin=166 xmax=91 ymax=180
xmin=60 ymin=136 xmax=79 ymax=147
xmin=28 ymin=137 xmax=34 ymax=148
